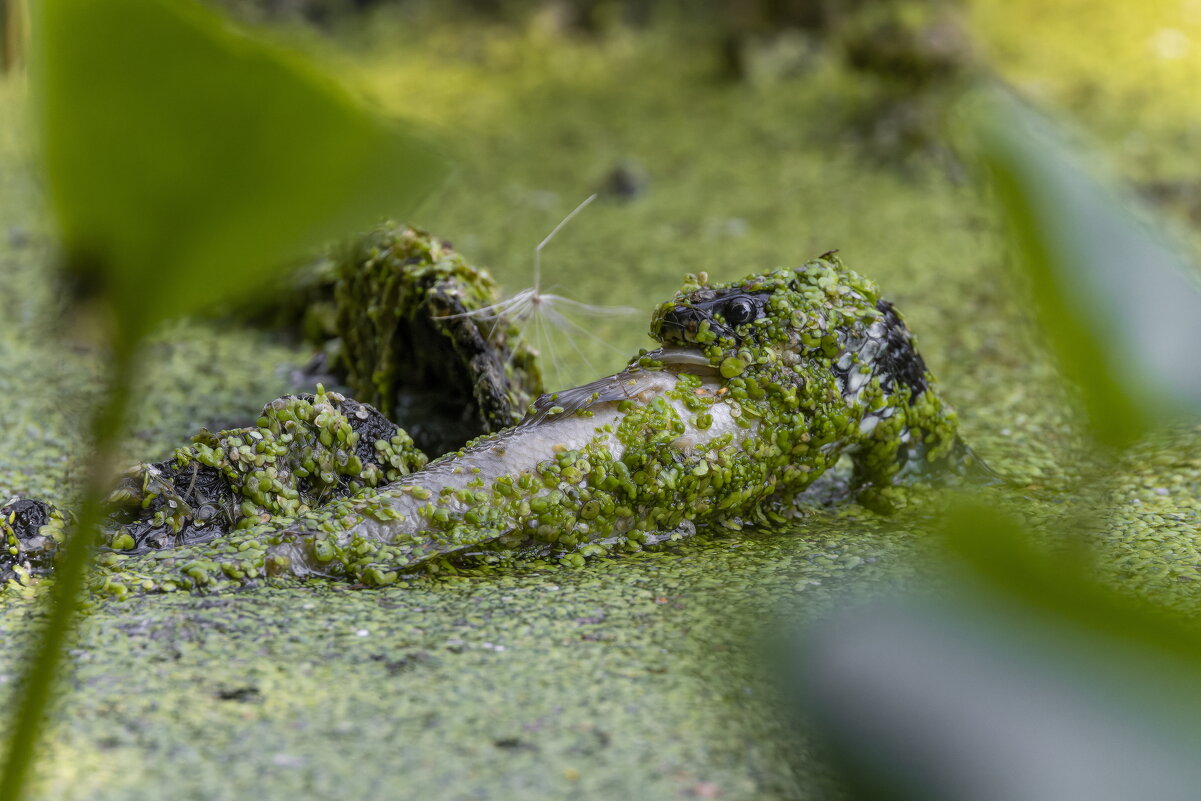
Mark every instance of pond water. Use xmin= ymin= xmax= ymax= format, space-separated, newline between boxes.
xmin=1 ymin=7 xmax=1200 ymax=796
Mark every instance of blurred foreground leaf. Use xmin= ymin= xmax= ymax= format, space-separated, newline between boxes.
xmin=30 ymin=0 xmax=447 ymax=346
xmin=939 ymin=501 xmax=1201 ymax=666
xmin=973 ymin=92 xmax=1201 ymax=448
xmin=792 ymin=505 xmax=1201 ymax=801
xmin=2 ymin=3 xmax=448 ymax=799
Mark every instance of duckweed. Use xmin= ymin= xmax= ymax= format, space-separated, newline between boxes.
xmin=0 ymin=254 xmax=979 ymax=595
xmin=260 ymin=224 xmax=544 ymax=456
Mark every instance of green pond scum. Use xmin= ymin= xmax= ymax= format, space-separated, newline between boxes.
xmin=4 ymin=250 xmax=980 ymax=597
xmin=247 ymin=224 xmax=544 ymax=456
xmin=3 ymin=8 xmax=1201 ymax=798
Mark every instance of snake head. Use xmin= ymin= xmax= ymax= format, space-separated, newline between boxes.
xmin=650 ymin=288 xmax=773 ymax=350
xmin=647 ymin=256 xmax=902 ymax=387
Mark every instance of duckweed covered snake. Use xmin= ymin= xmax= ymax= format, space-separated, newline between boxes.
xmin=1 ymin=226 xmax=986 ymax=594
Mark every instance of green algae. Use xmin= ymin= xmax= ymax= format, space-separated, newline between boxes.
xmin=258 ymin=223 xmax=544 ymax=454
xmin=332 ymin=224 xmax=543 ymax=437
xmin=651 ymin=257 xmax=969 ymax=497
xmin=27 ymin=255 xmax=971 ymax=595
xmin=102 ymin=387 xmax=426 ymax=549
xmin=1 ymin=5 xmax=1201 ymax=799
xmin=0 ymin=516 xmax=921 ymax=801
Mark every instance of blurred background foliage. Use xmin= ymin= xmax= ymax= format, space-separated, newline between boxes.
xmin=2 ymin=1 xmax=1201 ymax=800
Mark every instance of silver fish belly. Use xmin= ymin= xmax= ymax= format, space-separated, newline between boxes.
xmin=265 ymin=349 xmax=753 ymax=580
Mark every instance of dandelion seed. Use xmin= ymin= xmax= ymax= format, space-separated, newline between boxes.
xmin=434 ymin=194 xmax=637 ymax=390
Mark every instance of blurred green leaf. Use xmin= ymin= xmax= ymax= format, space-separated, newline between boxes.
xmin=792 ymin=504 xmax=1201 ymax=801
xmin=939 ymin=501 xmax=1201 ymax=670
xmin=972 ymin=91 xmax=1201 ymax=448
xmin=2 ymin=5 xmax=447 ymax=799
xmin=797 ymin=593 xmax=1201 ymax=801
xmin=30 ymin=0 xmax=447 ymax=346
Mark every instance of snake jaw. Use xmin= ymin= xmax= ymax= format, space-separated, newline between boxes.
xmin=650 ymin=289 xmax=771 ymax=348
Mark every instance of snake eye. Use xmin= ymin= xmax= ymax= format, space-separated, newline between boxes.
xmin=723 ymin=297 xmax=756 ymax=326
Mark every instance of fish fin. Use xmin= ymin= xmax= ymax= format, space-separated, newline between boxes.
xmin=519 ymin=368 xmax=664 ymax=426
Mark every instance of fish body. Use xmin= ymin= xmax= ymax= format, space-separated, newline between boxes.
xmin=2 ymin=254 xmax=975 ymax=592
xmin=266 ymin=355 xmax=747 ymax=580
xmin=263 ymin=255 xmax=971 ymax=584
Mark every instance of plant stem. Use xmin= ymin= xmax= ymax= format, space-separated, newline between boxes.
xmin=2 ymin=0 xmax=29 ymax=74
xmin=0 ymin=342 xmax=136 ymax=801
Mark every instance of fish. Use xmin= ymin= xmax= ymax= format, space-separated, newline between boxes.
xmin=258 ymin=254 xmax=980 ymax=586
xmin=2 ymin=253 xmax=984 ymax=593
